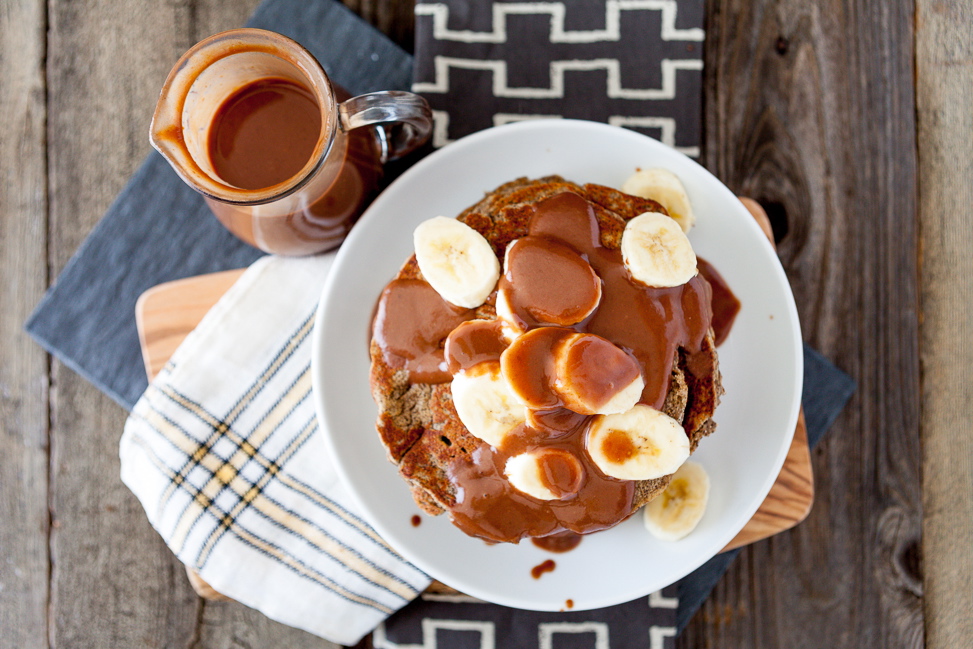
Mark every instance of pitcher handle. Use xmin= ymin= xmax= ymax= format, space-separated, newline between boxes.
xmin=338 ymin=91 xmax=433 ymax=162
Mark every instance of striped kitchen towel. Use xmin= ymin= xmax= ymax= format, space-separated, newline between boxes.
xmin=119 ymin=254 xmax=431 ymax=645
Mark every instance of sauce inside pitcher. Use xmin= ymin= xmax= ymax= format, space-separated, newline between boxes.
xmin=150 ymin=29 xmax=388 ymax=256
xmin=208 ymin=78 xmax=321 ymax=190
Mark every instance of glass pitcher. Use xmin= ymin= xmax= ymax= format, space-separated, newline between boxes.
xmin=150 ymin=28 xmax=432 ymax=255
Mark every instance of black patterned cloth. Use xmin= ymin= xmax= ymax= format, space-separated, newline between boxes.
xmin=377 ymin=584 xmax=680 ymax=649
xmin=413 ymin=0 xmax=704 ymax=156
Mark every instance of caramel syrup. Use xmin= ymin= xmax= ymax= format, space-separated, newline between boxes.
xmin=531 ymin=530 xmax=583 ymax=553
xmin=531 ymin=559 xmax=556 ymax=579
xmin=373 ymin=190 xmax=735 ymax=543
xmin=696 ymin=257 xmax=741 ymax=346
xmin=208 ymin=78 xmax=321 ymax=190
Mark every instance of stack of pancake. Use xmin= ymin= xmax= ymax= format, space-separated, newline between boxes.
xmin=368 ymin=176 xmax=722 ymax=543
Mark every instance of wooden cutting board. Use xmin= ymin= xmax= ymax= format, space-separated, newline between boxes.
xmin=134 ymin=202 xmax=813 ymax=599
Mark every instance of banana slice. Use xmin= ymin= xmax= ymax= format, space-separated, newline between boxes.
xmin=504 ymin=449 xmax=584 ymax=501
xmin=494 ymin=284 xmax=526 ymax=342
xmin=643 ymin=461 xmax=710 ymax=541
xmin=621 ymin=167 xmax=696 ymax=232
xmin=500 ymin=237 xmax=602 ymax=327
xmin=621 ymin=212 xmax=697 ymax=288
xmin=552 ymin=333 xmax=644 ymax=415
xmin=414 ymin=216 xmax=500 ymax=308
xmin=586 ymin=404 xmax=689 ymax=481
xmin=450 ymin=362 xmax=527 ymax=447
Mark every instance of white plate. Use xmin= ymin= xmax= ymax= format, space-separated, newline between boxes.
xmin=312 ymin=119 xmax=802 ymax=611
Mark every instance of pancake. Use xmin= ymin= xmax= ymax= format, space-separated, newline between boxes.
xmin=368 ymin=176 xmax=722 ymax=543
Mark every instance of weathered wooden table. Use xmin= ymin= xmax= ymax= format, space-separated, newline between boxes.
xmin=2 ymin=0 xmax=970 ymax=647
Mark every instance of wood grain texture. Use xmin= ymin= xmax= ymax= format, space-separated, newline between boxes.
xmin=915 ymin=1 xmax=973 ymax=647
xmin=135 ymin=270 xmax=245 ymax=380
xmin=44 ymin=0 xmax=209 ymax=644
xmin=192 ymin=602 xmax=344 ymax=649
xmin=0 ymin=1 xmax=50 ymax=648
xmin=683 ymin=1 xmax=923 ymax=648
xmin=41 ymin=0 xmax=341 ymax=647
xmin=341 ymin=0 xmax=416 ymax=53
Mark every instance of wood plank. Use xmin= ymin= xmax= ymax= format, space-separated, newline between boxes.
xmin=341 ymin=0 xmax=416 ymax=52
xmin=194 ymin=602 xmax=347 ymax=649
xmin=41 ymin=0 xmax=295 ymax=648
xmin=135 ymin=270 xmax=244 ymax=380
xmin=44 ymin=0 xmax=208 ymax=644
xmin=915 ymin=1 xmax=973 ymax=647
xmin=682 ymin=1 xmax=923 ymax=647
xmin=0 ymin=1 xmax=51 ymax=647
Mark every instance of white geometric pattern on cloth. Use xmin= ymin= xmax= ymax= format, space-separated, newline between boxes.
xmin=429 ymin=110 xmax=698 ymax=157
xmin=119 ymin=255 xmax=431 ymax=645
xmin=374 ymin=619 xmax=497 ymax=649
xmin=376 ymin=591 xmax=679 ymax=648
xmin=648 ymin=588 xmax=679 ymax=609
xmin=609 ymin=116 xmax=699 ymax=158
xmin=650 ymin=626 xmax=678 ymax=649
xmin=413 ymin=0 xmax=704 ymax=157
xmin=414 ymin=57 xmax=703 ymax=100
xmin=538 ymin=622 xmax=609 ymax=649
xmin=416 ymin=1 xmax=704 ymax=44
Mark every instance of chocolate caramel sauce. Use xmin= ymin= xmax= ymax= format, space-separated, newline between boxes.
xmin=601 ymin=429 xmax=639 ymax=464
xmin=531 ymin=530 xmax=583 ymax=553
xmin=499 ymin=327 xmax=642 ymax=415
xmin=517 ymin=192 xmax=713 ymax=410
xmin=372 ymin=279 xmax=474 ymax=383
xmin=443 ymin=407 xmax=635 ymax=541
xmin=173 ymin=76 xmax=386 ymax=255
xmin=208 ymin=78 xmax=321 ymax=190
xmin=444 ymin=320 xmax=508 ymax=375
xmin=531 ymin=559 xmax=557 ymax=579
xmin=498 ymin=327 xmax=568 ymax=409
xmin=373 ymin=190 xmax=736 ymax=544
xmin=207 ymin=123 xmax=383 ymax=255
xmin=554 ymin=332 xmax=643 ymax=413
xmin=696 ymin=258 xmax=740 ymax=347
xmin=526 ymin=407 xmax=589 ymax=435
xmin=502 ymin=237 xmax=601 ymax=325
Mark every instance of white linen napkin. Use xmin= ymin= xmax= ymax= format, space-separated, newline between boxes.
xmin=119 ymin=254 xmax=431 ymax=645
